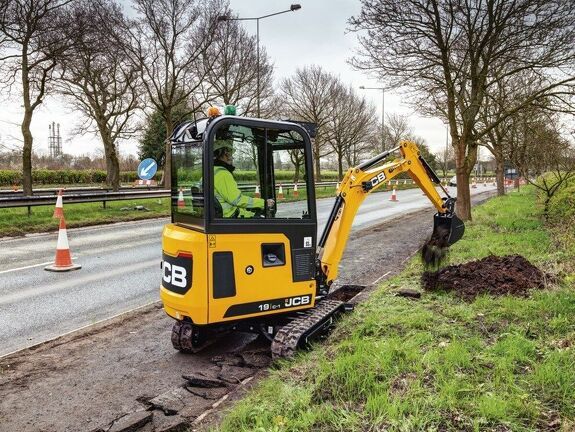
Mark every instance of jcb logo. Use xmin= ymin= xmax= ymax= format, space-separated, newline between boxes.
xmin=369 ymin=172 xmax=386 ymax=187
xmin=163 ymin=262 xmax=187 ymax=288
xmin=285 ymin=295 xmax=311 ymax=308
xmin=162 ymin=252 xmax=193 ymax=294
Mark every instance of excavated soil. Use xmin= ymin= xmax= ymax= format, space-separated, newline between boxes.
xmin=422 ymin=255 xmax=550 ymax=300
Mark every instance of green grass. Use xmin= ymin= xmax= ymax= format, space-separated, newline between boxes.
xmin=0 ymin=198 xmax=170 ymax=236
xmin=214 ymin=187 xmax=575 ymax=432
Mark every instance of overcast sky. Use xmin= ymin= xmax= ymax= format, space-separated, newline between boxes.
xmin=0 ymin=0 xmax=455 ymax=159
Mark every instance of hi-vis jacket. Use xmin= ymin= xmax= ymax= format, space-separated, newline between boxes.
xmin=214 ymin=165 xmax=264 ymax=217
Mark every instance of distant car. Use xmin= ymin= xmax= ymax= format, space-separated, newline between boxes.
xmin=448 ymin=175 xmax=457 ymax=187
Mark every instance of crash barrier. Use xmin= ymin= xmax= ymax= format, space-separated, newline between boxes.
xmin=0 ymin=189 xmax=170 ymax=215
xmin=0 ymin=185 xmax=162 ymax=196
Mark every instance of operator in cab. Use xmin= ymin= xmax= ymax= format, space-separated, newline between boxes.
xmin=213 ymin=138 xmax=274 ymax=218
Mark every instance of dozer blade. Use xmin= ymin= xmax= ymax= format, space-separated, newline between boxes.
xmin=433 ymin=212 xmax=465 ymax=246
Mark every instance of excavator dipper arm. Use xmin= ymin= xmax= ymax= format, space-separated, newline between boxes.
xmin=316 ymin=140 xmax=463 ymax=290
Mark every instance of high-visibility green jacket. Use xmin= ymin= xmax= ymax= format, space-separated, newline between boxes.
xmin=214 ymin=165 xmax=264 ymax=218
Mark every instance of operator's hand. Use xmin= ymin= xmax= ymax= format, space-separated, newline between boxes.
xmin=266 ymin=198 xmax=275 ymax=208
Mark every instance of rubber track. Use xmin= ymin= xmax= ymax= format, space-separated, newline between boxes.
xmin=271 ymin=299 xmax=344 ymax=359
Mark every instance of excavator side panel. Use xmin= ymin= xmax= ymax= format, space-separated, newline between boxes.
xmin=207 ymin=233 xmax=316 ymax=323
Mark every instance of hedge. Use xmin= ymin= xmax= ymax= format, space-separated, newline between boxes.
xmin=0 ymin=170 xmax=163 ymax=186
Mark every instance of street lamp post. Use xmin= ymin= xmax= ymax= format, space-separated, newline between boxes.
xmin=218 ymin=4 xmax=301 ymax=117
xmin=360 ymin=86 xmax=385 ymax=151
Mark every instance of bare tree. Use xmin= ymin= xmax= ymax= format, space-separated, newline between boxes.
xmin=508 ymin=111 xmax=575 ymax=217
xmin=197 ymin=18 xmax=274 ymax=116
xmin=279 ymin=65 xmax=338 ymax=180
xmin=434 ymin=143 xmax=454 ymax=180
xmin=0 ymin=0 xmax=73 ymax=195
xmin=350 ymin=0 xmax=575 ymax=220
xmin=327 ymin=84 xmax=378 ymax=179
xmin=57 ymin=0 xmax=140 ymax=191
xmin=384 ymin=113 xmax=411 ymax=151
xmin=121 ymin=0 xmax=224 ymax=189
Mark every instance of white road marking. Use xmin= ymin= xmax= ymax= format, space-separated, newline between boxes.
xmin=0 ymin=257 xmax=79 ymax=275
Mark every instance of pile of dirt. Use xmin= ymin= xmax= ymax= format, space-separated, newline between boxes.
xmin=421 ymin=255 xmax=550 ymax=300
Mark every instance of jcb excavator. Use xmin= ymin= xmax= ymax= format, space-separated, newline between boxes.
xmin=160 ymin=107 xmax=464 ymax=358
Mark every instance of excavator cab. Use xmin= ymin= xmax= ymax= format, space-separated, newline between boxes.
xmin=163 ymin=113 xmax=320 ymax=337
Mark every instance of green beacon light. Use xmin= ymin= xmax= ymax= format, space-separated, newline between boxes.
xmin=224 ymin=105 xmax=237 ymax=115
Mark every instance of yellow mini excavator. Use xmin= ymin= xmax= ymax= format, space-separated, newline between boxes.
xmin=160 ymin=107 xmax=464 ymax=358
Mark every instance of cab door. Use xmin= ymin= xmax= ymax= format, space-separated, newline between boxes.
xmin=204 ymin=117 xmax=318 ymax=324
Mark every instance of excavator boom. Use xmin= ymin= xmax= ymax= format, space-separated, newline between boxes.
xmin=317 ymin=140 xmax=464 ymax=287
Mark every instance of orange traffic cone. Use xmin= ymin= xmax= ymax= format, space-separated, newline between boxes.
xmin=389 ymin=187 xmax=399 ymax=202
xmin=293 ymin=183 xmax=299 ymax=197
xmin=254 ymin=185 xmax=260 ymax=198
xmin=278 ymin=185 xmax=284 ymax=200
xmin=53 ymin=189 xmax=64 ymax=219
xmin=45 ymin=216 xmax=81 ymax=272
xmin=472 ymin=179 xmax=477 ymax=188
xmin=177 ymin=188 xmax=185 ymax=208
xmin=483 ymin=179 xmax=487 ymax=187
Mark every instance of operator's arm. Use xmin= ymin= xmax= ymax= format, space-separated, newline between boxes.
xmin=316 ymin=140 xmax=460 ymax=291
xmin=218 ymin=170 xmax=264 ymax=209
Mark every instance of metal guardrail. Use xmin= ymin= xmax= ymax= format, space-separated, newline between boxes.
xmin=0 ymin=190 xmax=170 ymax=215
xmin=0 ymin=185 xmax=162 ymax=196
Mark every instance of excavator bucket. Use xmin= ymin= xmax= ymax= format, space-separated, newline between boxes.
xmin=433 ymin=212 xmax=465 ymax=246
xmin=421 ymin=212 xmax=465 ymax=267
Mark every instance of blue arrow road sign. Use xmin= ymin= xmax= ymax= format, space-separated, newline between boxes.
xmin=138 ymin=158 xmax=157 ymax=180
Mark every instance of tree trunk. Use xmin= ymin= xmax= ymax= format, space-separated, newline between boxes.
xmin=337 ymin=151 xmax=343 ymax=181
xmin=455 ymin=165 xmax=472 ymax=220
xmin=312 ymin=138 xmax=321 ymax=181
xmin=495 ymin=146 xmax=505 ymax=196
xmin=163 ymin=113 xmax=173 ymax=189
xmin=21 ymin=109 xmax=33 ymax=196
xmin=21 ymin=51 xmax=33 ymax=197
xmin=454 ymin=137 xmax=475 ymax=221
xmin=96 ymin=119 xmax=121 ymax=191
xmin=293 ymin=160 xmax=301 ymax=183
xmin=104 ymin=139 xmax=120 ymax=191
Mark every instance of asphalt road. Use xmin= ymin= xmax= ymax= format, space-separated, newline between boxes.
xmin=0 ymin=184 xmax=497 ymax=356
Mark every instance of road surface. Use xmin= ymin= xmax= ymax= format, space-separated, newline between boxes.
xmin=0 ymin=185 xmax=496 ymax=356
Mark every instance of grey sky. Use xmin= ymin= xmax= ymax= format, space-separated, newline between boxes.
xmin=0 ymin=0 xmax=452 ymax=159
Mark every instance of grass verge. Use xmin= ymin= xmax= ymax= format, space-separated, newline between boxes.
xmin=214 ymin=187 xmax=575 ymax=432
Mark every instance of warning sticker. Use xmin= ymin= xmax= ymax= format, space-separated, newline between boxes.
xmin=303 ymin=237 xmax=312 ymax=248
xmin=208 ymin=235 xmax=216 ymax=248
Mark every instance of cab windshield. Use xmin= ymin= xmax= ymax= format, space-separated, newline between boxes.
xmin=211 ymin=121 xmax=310 ymax=220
